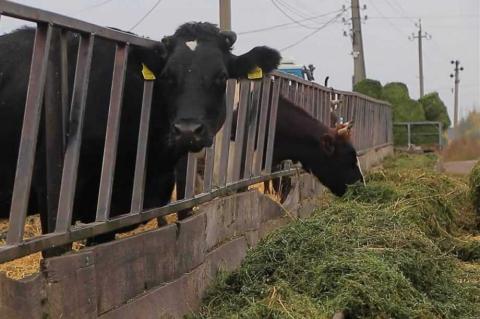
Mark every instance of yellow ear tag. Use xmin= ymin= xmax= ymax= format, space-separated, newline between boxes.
xmin=247 ymin=66 xmax=263 ymax=80
xmin=142 ymin=63 xmax=156 ymax=81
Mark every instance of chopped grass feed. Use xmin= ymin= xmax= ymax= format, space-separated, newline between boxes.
xmin=191 ymin=154 xmax=480 ymax=319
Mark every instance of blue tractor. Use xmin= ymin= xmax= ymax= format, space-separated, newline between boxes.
xmin=278 ymin=58 xmax=315 ymax=81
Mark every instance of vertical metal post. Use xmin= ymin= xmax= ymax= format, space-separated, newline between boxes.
xmin=253 ymin=77 xmax=272 ymax=176
xmin=184 ymin=152 xmax=198 ymax=198
xmin=203 ymin=141 xmax=216 ymax=192
xmin=55 ymin=34 xmax=95 ymax=232
xmin=130 ymin=80 xmax=154 ymax=213
xmin=438 ymin=122 xmax=442 ymax=148
xmin=231 ymin=80 xmax=250 ymax=182
xmin=407 ymin=123 xmax=411 ymax=147
xmin=243 ymin=80 xmax=262 ymax=178
xmin=44 ymin=28 xmax=66 ymax=234
xmin=217 ymin=80 xmax=236 ymax=186
xmin=6 ymin=24 xmax=53 ymax=245
xmin=96 ymin=44 xmax=129 ymax=222
xmin=264 ymin=77 xmax=281 ymax=173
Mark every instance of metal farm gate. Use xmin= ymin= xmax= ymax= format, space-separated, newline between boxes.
xmin=0 ymin=1 xmax=392 ymax=265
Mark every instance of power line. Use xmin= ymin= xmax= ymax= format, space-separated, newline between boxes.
xmin=280 ymin=11 xmax=344 ymax=51
xmin=368 ymin=1 xmax=407 ymax=37
xmin=275 ymin=0 xmax=312 ymax=20
xmin=389 ymin=0 xmax=416 ymax=23
xmin=238 ymin=8 xmax=344 ymax=35
xmin=270 ymin=0 xmax=322 ymax=30
xmin=129 ymin=0 xmax=163 ymax=31
xmin=72 ymin=0 xmax=115 ymax=15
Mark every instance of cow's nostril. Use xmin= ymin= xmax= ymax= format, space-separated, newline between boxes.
xmin=174 ymin=123 xmax=184 ymax=136
xmin=192 ymin=123 xmax=205 ymax=135
xmin=173 ymin=121 xmax=205 ymax=137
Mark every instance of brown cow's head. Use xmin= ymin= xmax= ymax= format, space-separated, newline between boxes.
xmin=309 ymin=121 xmax=364 ymax=196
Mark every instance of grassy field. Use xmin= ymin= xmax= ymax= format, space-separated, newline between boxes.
xmin=191 ymin=154 xmax=480 ymax=319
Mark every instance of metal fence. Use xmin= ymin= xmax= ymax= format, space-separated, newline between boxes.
xmin=0 ymin=0 xmax=392 ymax=263
xmin=393 ymin=121 xmax=443 ymax=148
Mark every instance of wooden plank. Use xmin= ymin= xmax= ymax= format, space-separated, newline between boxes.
xmin=94 ymin=234 xmax=146 ymax=315
xmin=6 ymin=23 xmax=53 ymax=245
xmin=42 ymin=251 xmax=97 ymax=319
xmin=143 ymin=224 xmax=177 ymax=289
xmin=0 ymin=274 xmax=46 ymax=319
xmin=96 ymin=44 xmax=129 ymax=222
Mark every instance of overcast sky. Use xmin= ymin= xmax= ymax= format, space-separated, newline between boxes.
xmin=1 ymin=0 xmax=479 ymax=121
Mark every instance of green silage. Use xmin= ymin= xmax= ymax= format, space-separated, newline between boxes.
xmin=191 ymin=154 xmax=480 ymax=319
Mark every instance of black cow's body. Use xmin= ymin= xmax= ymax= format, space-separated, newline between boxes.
xmin=0 ymin=28 xmax=172 ymax=233
xmin=0 ymin=22 xmax=280 ymax=246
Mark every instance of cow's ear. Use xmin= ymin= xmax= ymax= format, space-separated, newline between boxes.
xmin=161 ymin=35 xmax=175 ymax=52
xmin=227 ymin=46 xmax=281 ymax=79
xmin=320 ymin=134 xmax=335 ymax=156
xmin=132 ymin=42 xmax=167 ymax=76
xmin=220 ymin=30 xmax=237 ymax=48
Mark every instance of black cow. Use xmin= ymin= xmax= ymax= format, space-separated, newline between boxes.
xmin=0 ymin=22 xmax=281 ymax=245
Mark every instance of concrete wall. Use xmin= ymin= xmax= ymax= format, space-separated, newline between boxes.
xmin=0 ymin=145 xmax=392 ymax=319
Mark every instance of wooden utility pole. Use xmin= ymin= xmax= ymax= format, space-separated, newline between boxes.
xmin=351 ymin=0 xmax=366 ymax=86
xmin=219 ymin=0 xmax=231 ymax=31
xmin=409 ymin=19 xmax=431 ymax=98
xmin=450 ymin=60 xmax=464 ymax=127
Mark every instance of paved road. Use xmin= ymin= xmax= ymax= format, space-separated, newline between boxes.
xmin=441 ymin=160 xmax=479 ymax=175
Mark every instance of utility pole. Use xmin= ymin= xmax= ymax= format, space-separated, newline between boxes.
xmin=409 ymin=19 xmax=431 ymax=98
xmin=351 ymin=0 xmax=366 ymax=86
xmin=450 ymin=60 xmax=464 ymax=127
xmin=219 ymin=0 xmax=231 ymax=31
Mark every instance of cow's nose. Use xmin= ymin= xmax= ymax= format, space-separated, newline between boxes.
xmin=173 ymin=120 xmax=205 ymax=138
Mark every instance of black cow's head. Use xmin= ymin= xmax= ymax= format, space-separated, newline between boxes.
xmin=308 ymin=122 xmax=364 ymax=196
xmin=157 ymin=22 xmax=281 ymax=154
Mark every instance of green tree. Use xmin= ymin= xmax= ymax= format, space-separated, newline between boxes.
xmin=419 ymin=92 xmax=451 ymax=130
xmin=353 ymin=78 xmax=383 ymax=100
xmin=383 ymin=82 xmax=425 ymax=122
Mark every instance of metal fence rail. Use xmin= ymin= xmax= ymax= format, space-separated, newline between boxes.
xmin=394 ymin=121 xmax=443 ymax=148
xmin=0 ymin=0 xmax=392 ymax=263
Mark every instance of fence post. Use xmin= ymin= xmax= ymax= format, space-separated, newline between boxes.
xmin=407 ymin=123 xmax=411 ymax=147
xmin=438 ymin=122 xmax=442 ymax=148
xmin=44 ymin=28 xmax=66 ymax=235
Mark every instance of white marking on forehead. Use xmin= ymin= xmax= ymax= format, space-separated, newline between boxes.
xmin=185 ymin=40 xmax=198 ymax=51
